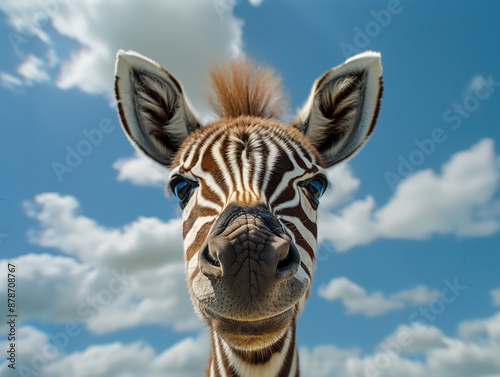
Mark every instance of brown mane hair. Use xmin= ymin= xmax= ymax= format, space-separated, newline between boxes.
xmin=206 ymin=58 xmax=287 ymax=120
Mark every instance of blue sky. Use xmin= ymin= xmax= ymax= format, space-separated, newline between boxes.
xmin=1 ymin=0 xmax=500 ymax=376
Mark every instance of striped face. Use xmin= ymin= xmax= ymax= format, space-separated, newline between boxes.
xmin=168 ymin=116 xmax=327 ymax=348
xmin=114 ymin=50 xmax=383 ymax=373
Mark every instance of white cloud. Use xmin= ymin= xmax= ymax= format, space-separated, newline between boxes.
xmin=299 ymin=344 xmax=361 ymax=377
xmin=300 ymin=313 xmax=500 ymax=377
xmin=318 ymin=277 xmax=404 ymax=317
xmin=17 ymin=54 xmax=50 ymax=83
xmin=375 ymin=138 xmax=500 ymax=238
xmin=318 ymin=277 xmax=404 ymax=316
xmin=321 ymin=162 xmax=361 ymax=210
xmin=0 ymin=1 xmax=52 ymax=46
xmin=464 ymin=74 xmax=494 ymax=97
xmin=379 ymin=324 xmax=447 ymax=355
xmin=318 ymin=277 xmax=440 ymax=317
xmin=0 ymin=253 xmax=198 ymax=334
xmin=113 ymin=151 xmax=169 ymax=187
xmin=44 ymin=341 xmax=158 ymax=377
xmin=2 ymin=0 xmax=246 ymax=187
xmin=319 ymin=138 xmax=500 ymax=251
xmin=342 ymin=353 xmax=427 ymax=377
xmin=299 ymin=341 xmax=426 ymax=377
xmin=0 ymin=253 xmax=94 ymax=327
xmin=426 ymin=338 xmax=500 ymax=377
xmin=390 ymin=285 xmax=441 ymax=306
xmin=11 ymin=193 xmax=200 ymax=333
xmin=0 ymin=326 xmax=209 ymax=377
xmin=0 ymin=72 xmax=23 ymax=91
xmin=1 ymin=0 xmax=243 ymax=114
xmin=492 ymin=287 xmax=500 ymax=307
xmin=458 ymin=311 xmax=500 ymax=342
xmin=25 ymin=192 xmax=183 ymax=270
xmin=0 ymin=326 xmax=61 ymax=376
xmin=151 ymin=334 xmax=210 ymax=375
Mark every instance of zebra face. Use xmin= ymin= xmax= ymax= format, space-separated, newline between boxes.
xmin=114 ymin=50 xmax=382 ymax=352
xmin=166 ymin=118 xmax=328 ymax=347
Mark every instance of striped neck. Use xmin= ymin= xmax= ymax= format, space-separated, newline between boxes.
xmin=207 ymin=321 xmax=299 ymax=377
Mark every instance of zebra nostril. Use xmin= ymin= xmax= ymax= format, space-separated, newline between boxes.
xmin=276 ymin=242 xmax=300 ymax=281
xmin=199 ymin=242 xmax=222 ymax=279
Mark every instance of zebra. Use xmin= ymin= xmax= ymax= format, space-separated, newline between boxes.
xmin=114 ymin=50 xmax=383 ymax=376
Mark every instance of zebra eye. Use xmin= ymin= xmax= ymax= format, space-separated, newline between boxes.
xmin=170 ymin=177 xmax=196 ymax=206
xmin=304 ymin=175 xmax=328 ymax=203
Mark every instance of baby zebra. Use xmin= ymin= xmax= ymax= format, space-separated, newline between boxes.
xmin=114 ymin=50 xmax=383 ymax=376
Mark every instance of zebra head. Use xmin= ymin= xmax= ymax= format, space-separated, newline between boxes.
xmin=115 ymin=50 xmax=382 ymax=374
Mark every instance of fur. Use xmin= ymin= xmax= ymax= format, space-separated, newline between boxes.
xmin=293 ymin=50 xmax=383 ymax=166
xmin=207 ymin=58 xmax=287 ymax=119
xmin=113 ymin=50 xmax=383 ymax=377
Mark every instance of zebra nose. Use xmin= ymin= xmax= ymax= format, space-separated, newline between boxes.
xmin=198 ymin=233 xmax=300 ymax=282
xmin=198 ymin=241 xmax=222 ymax=279
xmin=276 ymin=241 xmax=301 ymax=281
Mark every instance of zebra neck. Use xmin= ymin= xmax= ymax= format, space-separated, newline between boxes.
xmin=207 ymin=322 xmax=299 ymax=377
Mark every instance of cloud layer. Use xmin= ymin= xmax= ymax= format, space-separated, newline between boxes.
xmin=318 ymin=277 xmax=440 ymax=317
xmin=1 ymin=0 xmax=245 ymax=113
xmin=0 ymin=326 xmax=210 ymax=377
xmin=113 ymin=151 xmax=169 ymax=187
xmin=4 ymin=309 xmax=500 ymax=377
xmin=299 ymin=313 xmax=500 ymax=377
xmin=319 ymin=138 xmax=500 ymax=250
xmin=0 ymin=193 xmax=199 ymax=334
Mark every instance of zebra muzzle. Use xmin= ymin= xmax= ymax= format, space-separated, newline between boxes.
xmin=198 ymin=204 xmax=301 ymax=295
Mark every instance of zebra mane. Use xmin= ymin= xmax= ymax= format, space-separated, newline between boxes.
xmin=207 ymin=58 xmax=287 ymax=120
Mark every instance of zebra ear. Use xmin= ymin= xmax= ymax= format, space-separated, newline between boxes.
xmin=114 ymin=50 xmax=200 ymax=167
xmin=293 ymin=51 xmax=383 ymax=167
